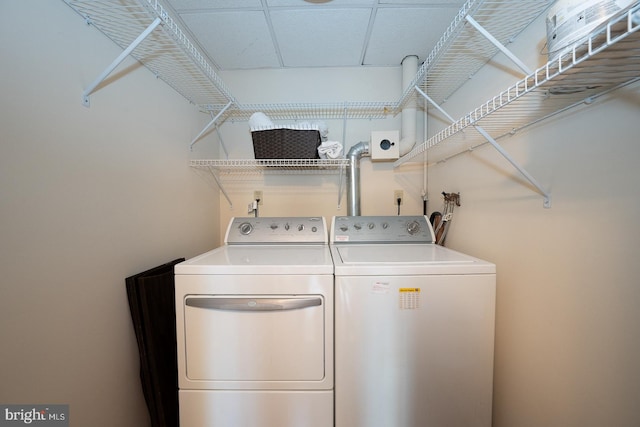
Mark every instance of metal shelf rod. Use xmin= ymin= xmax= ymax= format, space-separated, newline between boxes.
xmin=82 ymin=17 xmax=162 ymax=107
xmin=190 ymin=101 xmax=233 ymax=150
xmin=464 ymin=15 xmax=533 ymax=75
xmin=473 ymin=124 xmax=551 ymax=208
xmin=415 ymin=86 xmax=456 ymax=124
xmin=216 ymin=127 xmax=228 ymax=159
xmin=207 ymin=166 xmax=233 ymax=208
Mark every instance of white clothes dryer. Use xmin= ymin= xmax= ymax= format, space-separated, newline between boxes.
xmin=330 ymin=215 xmax=496 ymax=427
xmin=175 ymin=217 xmax=333 ymax=427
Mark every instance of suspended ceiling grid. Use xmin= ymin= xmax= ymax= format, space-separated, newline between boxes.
xmin=164 ymin=0 xmax=467 ymax=70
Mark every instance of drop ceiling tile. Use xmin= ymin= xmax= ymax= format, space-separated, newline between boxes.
xmin=266 ymin=0 xmax=376 ymax=6
xmin=379 ymin=0 xmax=462 ymax=4
xmin=270 ymin=8 xmax=372 ymax=67
xmin=163 ymin=0 xmax=470 ymax=69
xmin=169 ymin=0 xmax=262 ymax=11
xmin=179 ymin=11 xmax=281 ymax=69
xmin=364 ymin=7 xmax=459 ymax=65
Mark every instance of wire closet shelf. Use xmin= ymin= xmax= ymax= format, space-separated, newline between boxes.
xmin=190 ymin=159 xmax=350 ymax=176
xmin=64 ymin=0 xmax=640 ymax=173
xmin=395 ymin=4 xmax=640 ymax=167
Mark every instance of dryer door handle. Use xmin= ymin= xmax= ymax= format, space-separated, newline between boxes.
xmin=185 ymin=296 xmax=322 ymax=312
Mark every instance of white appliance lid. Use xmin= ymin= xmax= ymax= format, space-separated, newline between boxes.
xmin=332 ymin=244 xmax=495 ymax=275
xmin=175 ymin=245 xmax=334 ymax=275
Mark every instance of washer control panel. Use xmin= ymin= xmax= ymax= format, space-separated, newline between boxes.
xmin=331 ymin=215 xmax=434 ymax=244
xmin=225 ymin=216 xmax=328 ymax=244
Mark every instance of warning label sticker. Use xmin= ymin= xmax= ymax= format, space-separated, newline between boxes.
xmin=371 ymin=282 xmax=390 ymax=294
xmin=399 ymin=288 xmax=420 ymax=310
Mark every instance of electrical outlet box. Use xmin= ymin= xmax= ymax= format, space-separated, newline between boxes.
xmin=394 ymin=190 xmax=404 ymax=205
xmin=371 ymin=130 xmax=400 ymax=161
xmin=254 ymin=190 xmax=263 ymax=205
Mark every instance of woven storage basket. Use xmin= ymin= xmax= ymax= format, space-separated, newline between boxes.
xmin=251 ymin=128 xmax=321 ymax=159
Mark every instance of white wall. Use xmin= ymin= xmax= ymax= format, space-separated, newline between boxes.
xmin=423 ymin=12 xmax=640 ymax=427
xmin=0 ymin=2 xmax=219 ymax=426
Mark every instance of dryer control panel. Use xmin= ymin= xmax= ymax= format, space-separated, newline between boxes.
xmin=225 ymin=216 xmax=328 ymax=244
xmin=331 ymin=216 xmax=435 ymax=244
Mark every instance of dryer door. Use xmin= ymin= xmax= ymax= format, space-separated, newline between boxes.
xmin=182 ymin=294 xmax=326 ymax=388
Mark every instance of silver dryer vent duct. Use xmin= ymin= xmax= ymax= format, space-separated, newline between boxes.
xmin=346 ymin=141 xmax=369 ymax=216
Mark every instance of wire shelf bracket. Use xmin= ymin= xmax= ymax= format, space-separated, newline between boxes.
xmin=464 ymin=15 xmax=532 ymax=76
xmin=207 ymin=166 xmax=233 ymax=208
xmin=417 ymin=83 xmax=550 ymax=207
xmin=190 ymin=101 xmax=234 ymax=150
xmin=473 ymin=125 xmax=551 ymax=208
xmin=216 ymin=127 xmax=229 ymax=159
xmin=415 ymin=86 xmax=457 ymax=124
xmin=82 ymin=17 xmax=162 ymax=107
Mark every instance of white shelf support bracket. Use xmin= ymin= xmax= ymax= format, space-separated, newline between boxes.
xmin=465 ymin=15 xmax=533 ymax=76
xmin=82 ymin=17 xmax=162 ymax=107
xmin=216 ymin=127 xmax=229 ymax=159
xmin=207 ymin=166 xmax=233 ymax=208
xmin=337 ymin=164 xmax=346 ymax=210
xmin=473 ymin=125 xmax=551 ymax=208
xmin=415 ymin=86 xmax=457 ymax=124
xmin=336 ymin=166 xmax=344 ymax=209
xmin=190 ymin=101 xmax=233 ymax=150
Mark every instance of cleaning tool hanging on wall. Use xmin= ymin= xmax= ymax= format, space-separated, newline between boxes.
xmin=431 ymin=192 xmax=461 ymax=246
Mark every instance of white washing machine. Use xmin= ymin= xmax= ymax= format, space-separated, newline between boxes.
xmin=330 ymin=215 xmax=496 ymax=427
xmin=175 ymin=217 xmax=334 ymax=427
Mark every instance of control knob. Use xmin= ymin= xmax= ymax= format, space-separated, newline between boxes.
xmin=239 ymin=222 xmax=253 ymax=235
xmin=406 ymin=220 xmax=421 ymax=235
